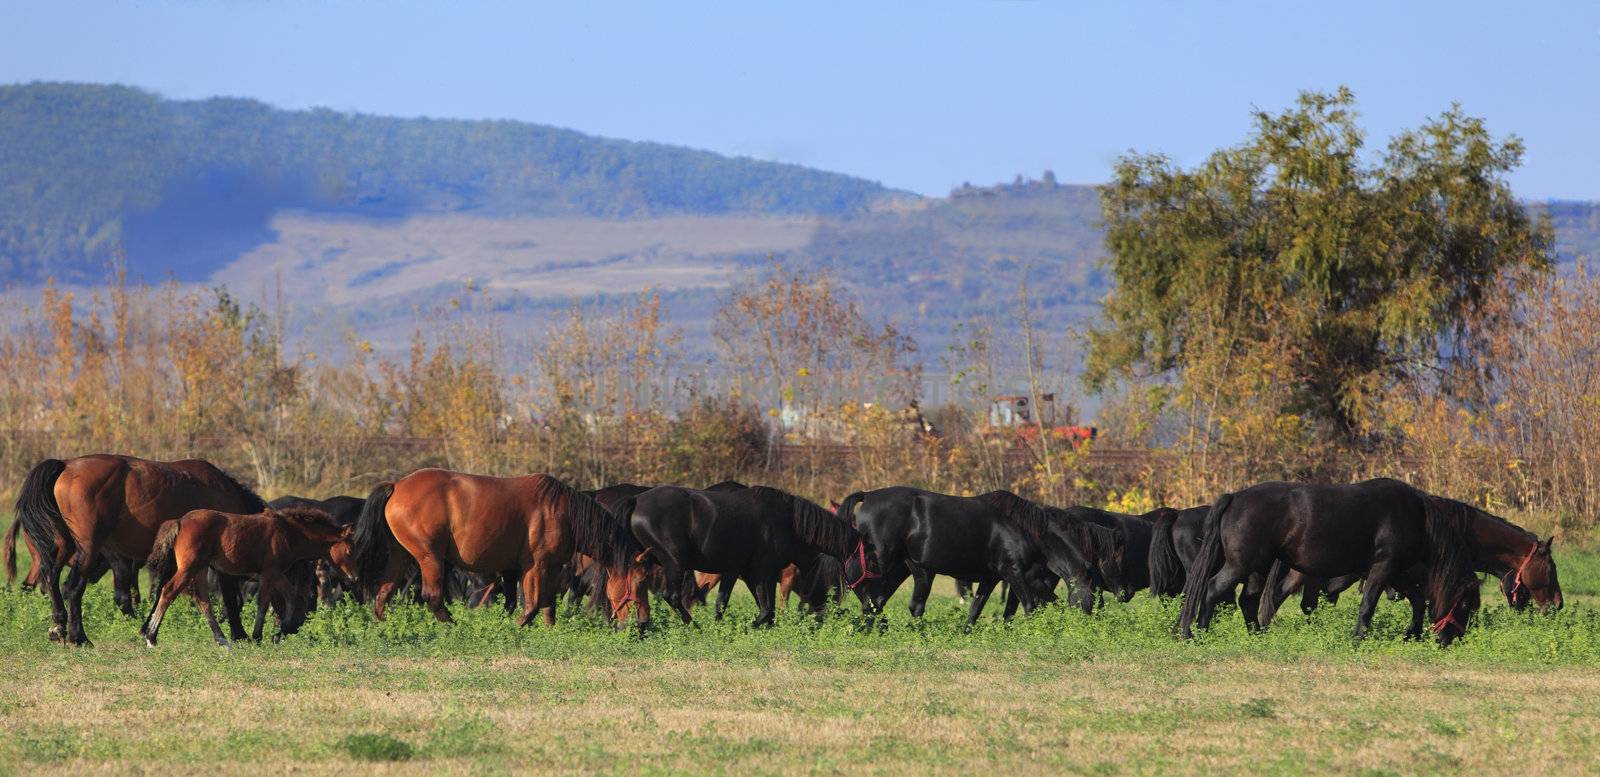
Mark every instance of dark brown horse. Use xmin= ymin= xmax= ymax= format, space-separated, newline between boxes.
xmin=16 ymin=455 xmax=267 ymax=646
xmin=1178 ymin=479 xmax=1485 ymax=645
xmin=1256 ymin=505 xmax=1562 ymax=631
xmin=141 ymin=507 xmax=356 ymax=646
xmin=351 ymin=469 xmax=651 ymax=629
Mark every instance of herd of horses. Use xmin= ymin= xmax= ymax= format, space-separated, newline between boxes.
xmin=2 ymin=453 xmax=1565 ymax=648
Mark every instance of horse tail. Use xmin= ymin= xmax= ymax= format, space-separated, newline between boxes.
xmin=3 ymin=518 xmax=21 ymax=587
xmin=835 ymin=491 xmax=866 ymax=527
xmin=351 ymin=482 xmax=396 ymax=593
xmin=145 ymin=519 xmax=183 ymax=604
xmin=1422 ymin=493 xmax=1480 ymax=642
xmin=15 ymin=458 xmax=68 ymax=585
xmin=1147 ymin=509 xmax=1184 ymax=598
xmin=1177 ymin=492 xmax=1233 ymax=638
xmin=1257 ymin=558 xmax=1288 ymax=626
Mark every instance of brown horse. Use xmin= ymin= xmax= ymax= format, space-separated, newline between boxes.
xmin=351 ymin=469 xmax=651 ymax=629
xmin=140 ymin=507 xmax=356 ymax=646
xmin=16 ymin=455 xmax=268 ymax=646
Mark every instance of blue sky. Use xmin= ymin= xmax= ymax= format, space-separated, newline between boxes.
xmin=4 ymin=2 xmax=1597 ymax=199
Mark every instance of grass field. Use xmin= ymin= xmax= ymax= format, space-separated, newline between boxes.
xmin=2 ymin=551 xmax=1599 ymax=775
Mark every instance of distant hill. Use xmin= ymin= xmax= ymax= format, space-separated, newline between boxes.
xmin=0 ymin=82 xmax=893 ymax=283
xmin=4 ymin=82 xmax=1599 ymax=369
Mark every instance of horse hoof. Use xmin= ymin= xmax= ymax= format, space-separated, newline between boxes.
xmin=145 ymin=637 xmax=157 ymax=648
xmin=47 ymin=625 xmax=64 ymax=642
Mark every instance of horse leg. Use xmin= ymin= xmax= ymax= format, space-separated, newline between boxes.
xmin=415 ymin=556 xmax=454 ymax=625
xmin=217 ymin=574 xmax=249 ymax=641
xmin=906 ymin=565 xmax=933 ymax=619
xmin=108 ymin=555 xmax=139 ymax=618
xmin=1353 ymin=555 xmax=1398 ymax=641
xmin=966 ymin=580 xmax=998 ymax=626
xmin=62 ymin=556 xmax=96 ymax=646
xmin=370 ymin=552 xmax=412 ymax=621
xmin=38 ymin=554 xmax=67 ymax=643
xmin=1004 ymin=566 xmax=1039 ymax=618
xmin=1324 ymin=574 xmax=1357 ymax=607
xmin=190 ymin=574 xmax=230 ymax=648
xmin=1195 ymin=564 xmax=1250 ymax=633
xmin=713 ymin=576 xmax=737 ymax=621
xmin=252 ymin=572 xmax=279 ymax=642
xmin=778 ymin=566 xmax=794 ymax=610
xmin=1400 ymin=580 xmax=1427 ymax=640
xmin=1240 ymin=572 xmax=1265 ymax=632
xmin=142 ymin=556 xmax=206 ymax=647
xmin=748 ymin=574 xmax=777 ymax=628
xmin=535 ymin=563 xmax=561 ymax=627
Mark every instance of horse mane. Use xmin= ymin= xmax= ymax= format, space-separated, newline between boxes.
xmin=979 ymin=491 xmax=1121 ymax=565
xmin=209 ymin=463 xmax=267 ymax=513
xmin=533 ymin=475 xmax=642 ymax=574
xmin=272 ymin=506 xmax=345 ymax=535
xmin=748 ymin=486 xmax=857 ymax=558
xmin=976 ymin=490 xmax=1050 ymax=539
xmin=1421 ymin=492 xmax=1483 ymax=631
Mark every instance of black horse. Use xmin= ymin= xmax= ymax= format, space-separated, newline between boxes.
xmin=1178 ymin=478 xmax=1482 ymax=644
xmin=622 ymin=485 xmax=865 ymax=627
xmin=836 ymin=488 xmax=1075 ymax=624
xmin=1053 ymin=504 xmax=1165 ymax=601
xmin=979 ymin=494 xmax=1132 ymax=618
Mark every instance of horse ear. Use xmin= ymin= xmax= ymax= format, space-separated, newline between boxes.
xmin=1539 ymin=537 xmax=1554 ymax=552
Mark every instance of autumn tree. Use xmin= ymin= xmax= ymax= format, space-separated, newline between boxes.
xmin=715 ymin=262 xmax=919 ymax=434
xmin=1085 ymin=88 xmax=1553 ymax=445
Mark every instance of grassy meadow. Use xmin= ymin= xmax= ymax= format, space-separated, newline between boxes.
xmin=1 ymin=547 xmax=1599 ymax=775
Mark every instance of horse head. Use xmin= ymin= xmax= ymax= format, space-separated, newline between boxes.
xmin=1502 ymin=536 xmax=1562 ymax=613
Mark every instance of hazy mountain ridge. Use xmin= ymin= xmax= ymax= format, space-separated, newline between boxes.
xmin=0 ymin=82 xmax=892 ymax=284
xmin=3 ymin=82 xmax=1598 ymax=362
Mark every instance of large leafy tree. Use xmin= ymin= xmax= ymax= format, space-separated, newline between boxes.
xmin=1085 ymin=88 xmax=1554 ymax=441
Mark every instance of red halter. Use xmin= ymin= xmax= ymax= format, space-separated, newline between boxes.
xmin=611 ymin=590 xmax=639 ymax=622
xmin=1432 ymin=594 xmax=1466 ymax=635
xmin=848 ymin=538 xmax=880 ymax=590
xmin=1510 ymin=544 xmax=1541 ymax=597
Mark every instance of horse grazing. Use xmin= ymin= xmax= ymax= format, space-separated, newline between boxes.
xmin=1178 ymin=479 xmax=1484 ymax=644
xmin=15 ymin=455 xmax=268 ymax=646
xmin=1049 ymin=503 xmax=1167 ymax=601
xmin=141 ymin=507 xmax=356 ymax=646
xmin=978 ymin=492 xmax=1126 ymax=617
xmin=622 ymin=485 xmax=865 ymax=627
xmin=268 ymin=495 xmax=364 ymax=607
xmin=351 ymin=469 xmax=650 ymax=629
xmin=835 ymin=488 xmax=1062 ymax=624
xmin=1255 ymin=503 xmax=1563 ymax=630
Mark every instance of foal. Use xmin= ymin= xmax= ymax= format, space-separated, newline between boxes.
xmin=141 ymin=507 xmax=356 ymax=647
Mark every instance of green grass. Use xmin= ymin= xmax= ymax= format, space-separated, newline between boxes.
xmin=1 ymin=551 xmax=1599 ymax=774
